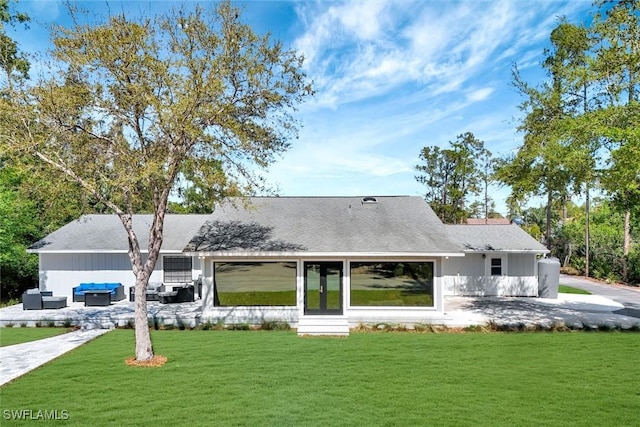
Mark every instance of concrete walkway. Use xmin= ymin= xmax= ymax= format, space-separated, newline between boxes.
xmin=0 ymin=328 xmax=110 ymax=386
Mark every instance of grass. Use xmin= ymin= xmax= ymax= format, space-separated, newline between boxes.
xmin=1 ymin=330 xmax=639 ymax=426
xmin=558 ymin=284 xmax=592 ymax=295
xmin=0 ymin=327 xmax=73 ymax=347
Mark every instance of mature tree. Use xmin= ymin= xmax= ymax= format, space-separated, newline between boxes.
xmin=501 ymin=4 xmax=639 ymax=280
xmin=2 ymin=2 xmax=312 ymax=361
xmin=590 ymin=0 xmax=640 ymax=280
xmin=415 ymin=132 xmax=487 ymax=224
xmin=496 ymin=20 xmax=595 ymax=251
xmin=494 ymin=73 xmax=571 ymax=248
xmin=545 ymin=20 xmax=599 ymax=275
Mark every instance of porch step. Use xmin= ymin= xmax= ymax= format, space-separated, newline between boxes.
xmin=297 ymin=316 xmax=350 ymax=336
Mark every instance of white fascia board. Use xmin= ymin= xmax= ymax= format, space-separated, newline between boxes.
xmin=183 ymin=251 xmax=465 ymax=258
xmin=463 ymin=249 xmax=550 ymax=254
xmin=26 ymin=249 xmax=185 ymax=254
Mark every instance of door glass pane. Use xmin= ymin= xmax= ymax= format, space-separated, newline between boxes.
xmin=325 ymin=266 xmax=341 ymax=310
xmin=305 ymin=264 xmax=320 ymax=311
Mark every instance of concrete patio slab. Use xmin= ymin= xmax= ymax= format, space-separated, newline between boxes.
xmin=0 ymin=300 xmax=203 ymax=329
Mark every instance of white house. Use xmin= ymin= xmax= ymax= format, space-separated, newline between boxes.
xmin=28 ymin=196 xmax=549 ymax=334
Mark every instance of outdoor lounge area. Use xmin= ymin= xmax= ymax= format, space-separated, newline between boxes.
xmin=72 ymin=283 xmax=125 ymax=305
xmin=21 ymin=289 xmax=67 ymax=310
xmin=2 ymin=298 xmax=203 ymax=329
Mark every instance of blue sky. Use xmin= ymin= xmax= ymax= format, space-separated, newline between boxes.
xmin=11 ymin=0 xmax=594 ymax=215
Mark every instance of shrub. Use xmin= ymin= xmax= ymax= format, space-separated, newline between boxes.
xmin=226 ymin=323 xmax=250 ymax=331
xmin=560 ymin=266 xmax=580 ymax=276
xmin=260 ymin=320 xmax=290 ymax=331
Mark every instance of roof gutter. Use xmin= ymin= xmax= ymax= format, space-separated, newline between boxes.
xmin=183 ymin=251 xmax=466 ymax=258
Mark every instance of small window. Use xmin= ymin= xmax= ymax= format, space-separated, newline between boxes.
xmin=490 ymin=258 xmax=502 ymax=276
xmin=164 ymin=256 xmax=193 ymax=283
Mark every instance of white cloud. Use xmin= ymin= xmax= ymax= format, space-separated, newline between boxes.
xmin=466 ymin=87 xmax=495 ymax=103
xmin=293 ymin=0 xmax=594 ymax=112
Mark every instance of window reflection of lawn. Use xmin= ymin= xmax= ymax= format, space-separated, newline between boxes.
xmin=350 ymin=262 xmax=434 ymax=307
xmin=215 ymin=262 xmax=296 ymax=305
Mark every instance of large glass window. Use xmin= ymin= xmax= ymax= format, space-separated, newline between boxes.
xmin=214 ymin=262 xmax=297 ymax=306
xmin=163 ymin=256 xmax=193 ymax=283
xmin=350 ymin=262 xmax=434 ymax=307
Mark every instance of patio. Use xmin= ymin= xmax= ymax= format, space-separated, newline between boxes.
xmin=0 ymin=300 xmax=203 ymax=329
xmin=1 ymin=293 xmax=639 ymax=330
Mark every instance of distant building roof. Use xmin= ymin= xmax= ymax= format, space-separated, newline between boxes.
xmin=446 ymin=224 xmax=549 ymax=253
xmin=465 ymin=218 xmax=512 ymax=225
xmin=28 ymin=214 xmax=210 ymax=253
xmin=184 ymin=196 xmax=462 ymax=256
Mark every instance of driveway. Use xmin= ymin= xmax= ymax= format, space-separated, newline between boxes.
xmin=560 ymin=274 xmax=640 ymax=318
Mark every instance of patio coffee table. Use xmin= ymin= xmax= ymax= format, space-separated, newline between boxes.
xmin=84 ymin=290 xmax=112 ymax=307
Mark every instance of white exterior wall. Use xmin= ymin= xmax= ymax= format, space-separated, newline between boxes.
xmin=38 ymin=253 xmax=203 ymax=300
xmin=442 ymin=253 xmax=539 ymax=297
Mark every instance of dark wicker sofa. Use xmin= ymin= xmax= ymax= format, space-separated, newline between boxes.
xmin=72 ymin=283 xmax=125 ymax=303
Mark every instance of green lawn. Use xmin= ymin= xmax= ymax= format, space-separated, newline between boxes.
xmin=1 ymin=330 xmax=638 ymax=426
xmin=558 ymin=284 xmax=592 ymax=295
xmin=0 ymin=327 xmax=73 ymax=347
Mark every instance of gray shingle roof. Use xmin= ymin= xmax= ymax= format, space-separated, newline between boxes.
xmin=184 ymin=196 xmax=462 ymax=255
xmin=28 ymin=199 xmax=546 ymax=256
xmin=29 ymin=214 xmax=211 ymax=252
xmin=446 ymin=224 xmax=549 ymax=253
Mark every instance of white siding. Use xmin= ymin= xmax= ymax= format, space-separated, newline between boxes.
xmin=38 ymin=253 xmax=204 ymax=300
xmin=507 ymin=253 xmax=535 ymax=276
xmin=442 ymin=253 xmax=539 ymax=297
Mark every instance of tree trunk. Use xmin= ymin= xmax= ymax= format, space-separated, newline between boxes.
xmin=585 ymin=183 xmax=590 ymax=278
xmin=119 ymin=212 xmax=162 ymax=362
xmin=622 ymin=209 xmax=631 ymax=281
xmin=134 ymin=273 xmax=154 ymax=361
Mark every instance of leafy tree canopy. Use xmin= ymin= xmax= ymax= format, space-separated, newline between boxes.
xmin=1 ymin=1 xmax=313 ymax=360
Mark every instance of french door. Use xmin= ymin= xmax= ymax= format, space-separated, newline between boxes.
xmin=304 ymin=262 xmax=343 ymax=315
